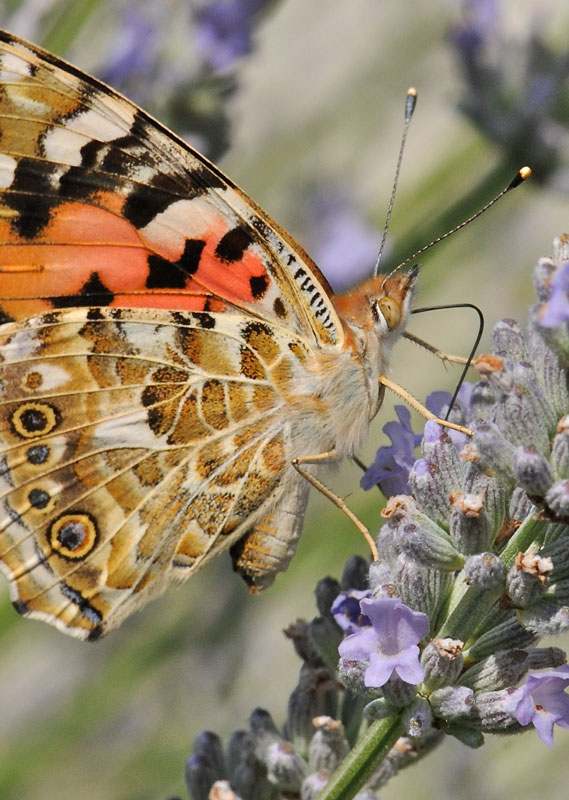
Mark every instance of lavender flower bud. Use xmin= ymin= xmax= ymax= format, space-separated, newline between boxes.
xmin=337 ymin=659 xmax=378 ymax=700
xmin=420 ymin=421 xmax=465 ymax=490
xmin=401 ymin=698 xmax=433 ymax=738
xmin=227 ymin=732 xmax=254 ymax=779
xmin=449 ymin=492 xmax=492 ymax=554
xmin=381 ymin=673 xmax=418 ymax=707
xmin=231 ymin=751 xmax=277 ymax=800
xmin=309 ymin=617 xmax=343 ymax=669
xmin=465 ymin=615 xmax=537 ymax=661
xmin=469 ymin=380 xmax=499 ymax=421
xmin=429 ymin=686 xmax=474 ymax=721
xmin=367 ymin=561 xmax=396 ymax=596
xmin=461 ymin=647 xmax=564 ymax=692
xmin=185 ymin=753 xmax=220 ymax=800
xmin=301 ymin=770 xmax=329 ymax=800
xmin=472 ymin=421 xmax=516 ymax=480
xmin=341 ymin=555 xmax=370 ymax=590
xmin=314 ymin=577 xmax=341 ymax=618
xmin=542 ymin=536 xmax=569 ymax=581
xmin=307 ymin=717 xmax=349 ymax=773
xmin=530 ymin=331 xmax=569 ymax=416
xmin=533 ymin=255 xmax=557 ymax=303
xmin=463 ymin=552 xmax=505 ymax=590
xmin=409 ymin=459 xmax=451 ymax=528
xmin=518 ymin=602 xmax=569 ymax=635
xmin=496 ymin=368 xmax=552 ymax=454
xmin=548 ymin=577 xmax=569 ymax=605
xmin=509 ymin=487 xmax=536 ymax=522
xmin=472 ymin=690 xmax=523 ymax=734
xmin=421 ymin=638 xmax=464 ymax=690
xmin=363 ymin=698 xmax=399 ymax=721
xmin=443 ymin=722 xmax=484 ymax=748
xmin=551 ymin=416 xmax=569 ymax=478
xmin=512 ymin=362 xmax=557 ymax=433
xmin=265 ymin=741 xmax=306 ymax=793
xmin=398 ymin=522 xmax=464 ymax=571
xmin=512 ymin=445 xmax=553 ymax=498
xmin=545 ymin=479 xmax=569 ymax=520
xmin=492 ymin=318 xmax=528 ymax=361
xmin=287 ymin=665 xmax=338 ymax=754
xmin=463 ymin=463 xmax=508 ymax=539
xmin=193 ymin=730 xmax=226 ymax=777
xmin=249 ymin=709 xmax=281 ymax=750
xmin=506 ymin=550 xmax=552 ymax=607
xmin=393 ymin=555 xmax=451 ymax=620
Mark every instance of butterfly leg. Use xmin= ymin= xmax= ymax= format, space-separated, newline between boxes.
xmin=379 ymin=375 xmax=472 ymax=436
xmin=292 ymin=453 xmax=379 ymax=561
xmin=403 ymin=331 xmax=469 ymax=365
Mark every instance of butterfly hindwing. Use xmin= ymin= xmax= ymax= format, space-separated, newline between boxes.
xmin=0 ymin=304 xmax=317 ymax=638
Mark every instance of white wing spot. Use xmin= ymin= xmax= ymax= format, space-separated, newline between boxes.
xmin=0 ymin=52 xmax=32 ymax=81
xmin=0 ymin=153 xmax=17 ymax=188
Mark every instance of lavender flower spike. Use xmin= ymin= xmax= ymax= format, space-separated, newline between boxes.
xmin=338 ymin=597 xmax=429 ymax=687
xmin=508 ymin=665 xmax=569 ymax=745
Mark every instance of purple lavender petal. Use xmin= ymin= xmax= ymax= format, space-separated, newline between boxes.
xmin=338 ymin=627 xmax=379 ymax=661
xmin=331 ymin=590 xmax=371 ymax=634
xmin=540 ymin=263 xmax=569 ymax=327
xmin=361 ymin=406 xmax=418 ymax=496
xmin=512 ymin=665 xmax=569 ymax=744
xmin=339 ymin=598 xmax=428 ymax=687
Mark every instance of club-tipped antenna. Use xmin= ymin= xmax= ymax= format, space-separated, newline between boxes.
xmin=373 ymin=87 xmax=418 ymax=277
xmin=381 ymin=166 xmax=532 ymax=285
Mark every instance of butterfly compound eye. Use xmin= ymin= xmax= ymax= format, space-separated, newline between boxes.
xmin=377 ymin=296 xmax=402 ymax=330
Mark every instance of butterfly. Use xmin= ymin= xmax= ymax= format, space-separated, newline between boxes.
xmin=0 ymin=29 xmax=426 ymax=640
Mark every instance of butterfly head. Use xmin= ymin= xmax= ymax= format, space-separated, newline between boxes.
xmin=334 ymin=264 xmax=418 ymax=343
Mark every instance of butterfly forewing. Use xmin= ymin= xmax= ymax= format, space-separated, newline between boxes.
xmin=0 ymin=31 xmax=343 ymax=348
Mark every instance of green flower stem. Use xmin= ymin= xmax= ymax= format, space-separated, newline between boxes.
xmin=436 ymin=513 xmax=543 ymax=643
xmin=437 ymin=582 xmax=500 ymax=643
xmin=318 ymin=716 xmax=404 ymax=800
xmin=500 ymin=514 xmax=543 ymax=568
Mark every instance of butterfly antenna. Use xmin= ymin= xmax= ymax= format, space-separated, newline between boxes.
xmin=373 ymin=87 xmax=418 ymax=277
xmin=382 ymin=166 xmax=532 ymax=284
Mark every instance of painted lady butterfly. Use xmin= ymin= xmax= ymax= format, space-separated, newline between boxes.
xmin=0 ymin=31 xmax=460 ymax=640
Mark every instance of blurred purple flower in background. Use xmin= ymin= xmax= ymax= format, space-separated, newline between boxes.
xmin=308 ymin=190 xmax=380 ymax=292
xmin=509 ymin=666 xmax=569 ymax=745
xmin=194 ymin=0 xmax=275 ymax=71
xmin=451 ymin=0 xmax=569 ymax=189
xmin=99 ymin=5 xmax=158 ymax=88
xmin=338 ymin=597 xmax=429 ymax=687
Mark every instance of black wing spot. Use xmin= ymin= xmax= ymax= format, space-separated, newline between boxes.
xmin=179 ymin=239 xmax=206 ymax=276
xmin=60 ymin=582 xmax=103 ymax=625
xmin=249 ymin=274 xmax=269 ymax=299
xmin=146 ymin=254 xmax=187 ymax=289
xmin=51 ymin=272 xmax=114 ymax=308
xmin=123 ymin=172 xmax=184 ymax=229
xmin=215 ymin=226 xmax=253 ymax=262
xmin=6 ymin=157 xmax=62 ymax=238
xmin=273 ymin=297 xmax=287 ymax=318
xmin=28 ymin=488 xmax=50 ymax=509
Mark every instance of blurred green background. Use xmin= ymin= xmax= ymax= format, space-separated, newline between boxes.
xmin=1 ymin=1 xmax=569 ymax=798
